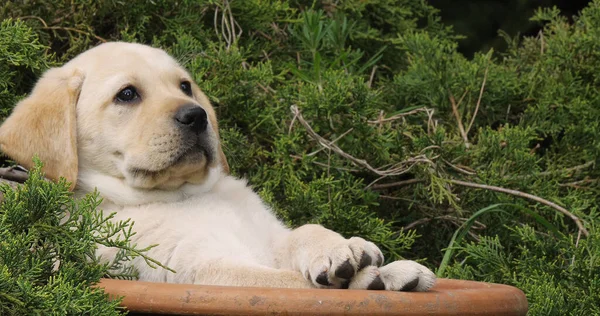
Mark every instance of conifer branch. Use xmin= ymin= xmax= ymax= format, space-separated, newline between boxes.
xmin=291 ymin=105 xmax=433 ymax=178
xmin=449 ymin=179 xmax=589 ymax=237
xmin=0 ymin=177 xmax=21 ymax=202
xmin=373 ymin=176 xmax=590 ymax=238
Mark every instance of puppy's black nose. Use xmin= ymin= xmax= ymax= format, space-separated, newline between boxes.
xmin=174 ymin=104 xmax=207 ymax=133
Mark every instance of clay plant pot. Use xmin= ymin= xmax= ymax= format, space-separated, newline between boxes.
xmin=97 ymin=278 xmax=528 ymax=315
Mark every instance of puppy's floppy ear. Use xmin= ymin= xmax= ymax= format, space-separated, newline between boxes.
xmin=0 ymin=66 xmax=84 ymax=189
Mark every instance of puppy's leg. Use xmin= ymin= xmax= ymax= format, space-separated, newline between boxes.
xmin=275 ymin=224 xmax=436 ymax=291
xmin=193 ymin=259 xmax=314 ymax=288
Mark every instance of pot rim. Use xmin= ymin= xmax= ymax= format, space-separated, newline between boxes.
xmin=97 ymin=278 xmax=528 ymax=315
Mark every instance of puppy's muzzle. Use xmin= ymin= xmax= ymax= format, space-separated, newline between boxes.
xmin=175 ymin=104 xmax=208 ymax=134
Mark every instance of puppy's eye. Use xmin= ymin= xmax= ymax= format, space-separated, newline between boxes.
xmin=180 ymin=81 xmax=193 ymax=97
xmin=116 ymin=86 xmax=139 ymax=103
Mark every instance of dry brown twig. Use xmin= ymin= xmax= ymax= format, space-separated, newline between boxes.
xmin=367 ymin=107 xmax=434 ymax=125
xmin=256 ymin=82 xmax=276 ymax=94
xmin=450 ymin=179 xmax=589 ymax=237
xmin=368 ymin=106 xmax=437 ymax=136
xmin=371 ymin=178 xmax=425 ymax=190
xmin=305 ymin=128 xmax=354 ymax=157
xmin=559 ymin=178 xmax=598 ymax=188
xmin=506 ymin=160 xmax=595 ymax=181
xmin=214 ymin=0 xmax=242 ymax=50
xmin=290 ymin=155 xmax=360 ymax=172
xmin=18 ymin=15 xmax=49 ymax=27
xmin=290 ymin=105 xmax=433 ymax=181
xmin=466 ymin=65 xmax=489 ymax=135
xmin=448 ymin=61 xmax=491 ymax=148
xmin=442 ymin=158 xmax=477 ymax=176
xmin=42 ymin=26 xmax=107 ymax=43
xmin=403 ymin=215 xmax=486 ymax=240
xmin=539 ymin=30 xmax=545 ymax=55
xmin=449 ymin=90 xmax=470 ymax=148
xmin=367 ymin=66 xmax=377 ymax=88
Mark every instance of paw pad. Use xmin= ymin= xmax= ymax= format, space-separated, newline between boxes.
xmin=334 ymin=259 xmax=355 ymax=279
xmin=316 ymin=271 xmax=331 ymax=286
xmin=367 ymin=275 xmax=385 ymax=290
xmin=399 ymin=277 xmax=419 ymax=291
xmin=359 ymin=252 xmax=372 ymax=270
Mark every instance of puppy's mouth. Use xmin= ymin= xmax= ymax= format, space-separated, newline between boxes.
xmin=127 ymin=141 xmax=215 ymax=178
xmin=128 ymin=151 xmax=199 ymax=177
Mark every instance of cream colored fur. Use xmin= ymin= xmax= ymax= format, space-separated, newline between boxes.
xmin=0 ymin=42 xmax=436 ymax=291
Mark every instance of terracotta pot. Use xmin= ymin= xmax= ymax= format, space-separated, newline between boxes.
xmin=97 ymin=278 xmax=527 ymax=315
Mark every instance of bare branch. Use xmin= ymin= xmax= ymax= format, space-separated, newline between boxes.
xmin=371 ymin=178 xmax=425 ymax=190
xmin=539 ymin=30 xmax=545 ymax=55
xmin=505 ymin=161 xmax=594 ymax=180
xmin=41 ymin=26 xmax=107 ymax=43
xmin=559 ymin=178 xmax=598 ymax=188
xmin=18 ymin=15 xmax=49 ymax=27
xmin=466 ymin=65 xmax=489 ymax=135
xmin=402 ymin=217 xmax=432 ymax=230
xmin=403 ymin=215 xmax=486 ymax=240
xmin=367 ymin=107 xmax=433 ymax=125
xmin=448 ymin=90 xmax=470 ymax=148
xmin=290 ymin=155 xmax=360 ymax=173
xmin=449 ymin=179 xmax=589 ymax=237
xmin=442 ymin=159 xmax=477 ymax=176
xmin=290 ymin=105 xmax=432 ymax=179
xmin=306 ymin=128 xmax=353 ymax=157
xmin=367 ymin=66 xmax=377 ymax=88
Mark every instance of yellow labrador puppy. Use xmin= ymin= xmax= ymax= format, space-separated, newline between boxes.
xmin=0 ymin=42 xmax=435 ymax=291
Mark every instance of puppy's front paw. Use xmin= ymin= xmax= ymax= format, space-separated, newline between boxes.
xmin=302 ymin=236 xmax=383 ymax=289
xmin=349 ymin=260 xmax=436 ymax=292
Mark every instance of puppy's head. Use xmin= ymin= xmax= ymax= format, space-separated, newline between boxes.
xmin=0 ymin=42 xmax=229 ymax=190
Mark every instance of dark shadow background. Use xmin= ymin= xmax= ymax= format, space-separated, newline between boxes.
xmin=429 ymin=0 xmax=592 ymax=57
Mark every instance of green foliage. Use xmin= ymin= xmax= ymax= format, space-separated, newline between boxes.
xmin=0 ymin=19 xmax=51 ymax=116
xmin=1 ymin=0 xmax=600 ymax=314
xmin=0 ymin=159 xmax=167 ymax=315
xmin=445 ymin=226 xmax=600 ymax=315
